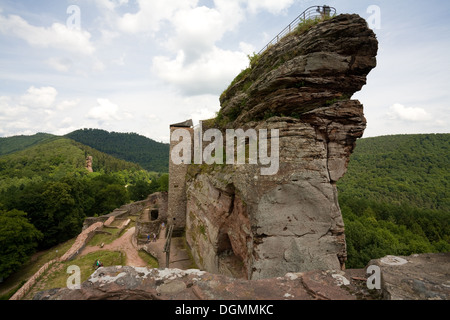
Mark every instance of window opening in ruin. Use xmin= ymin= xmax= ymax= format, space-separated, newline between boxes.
xmin=151 ymin=209 xmax=159 ymax=221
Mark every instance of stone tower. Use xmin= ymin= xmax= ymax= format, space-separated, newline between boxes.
xmin=168 ymin=119 xmax=193 ymax=235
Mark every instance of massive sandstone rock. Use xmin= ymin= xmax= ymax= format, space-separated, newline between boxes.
xmin=184 ymin=14 xmax=378 ymax=280
xmin=218 ymin=14 xmax=377 ymax=127
xmin=33 ymin=254 xmax=450 ymax=300
xmin=368 ymin=253 xmax=450 ymax=300
xmin=32 ymin=266 xmax=355 ymax=300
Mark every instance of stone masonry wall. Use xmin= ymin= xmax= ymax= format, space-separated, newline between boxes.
xmin=168 ymin=125 xmax=194 ymax=233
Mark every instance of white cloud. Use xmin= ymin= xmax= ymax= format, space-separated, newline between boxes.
xmin=46 ymin=57 xmax=73 ymax=72
xmin=5 ymin=119 xmax=32 ymax=130
xmin=167 ymin=1 xmax=245 ymax=62
xmin=0 ymin=87 xmax=82 ymax=137
xmin=56 ymin=99 xmax=80 ymax=111
xmin=387 ymin=103 xmax=433 ymax=122
xmin=117 ymin=0 xmax=198 ymax=34
xmin=153 ymin=47 xmax=248 ymax=95
xmin=61 ymin=117 xmax=73 ymax=125
xmin=239 ymin=42 xmax=256 ymax=55
xmin=0 ymin=13 xmax=95 ymax=55
xmin=146 ymin=114 xmax=160 ymax=123
xmin=92 ymin=59 xmax=106 ymax=72
xmin=20 ymin=86 xmax=58 ymax=109
xmin=87 ymin=98 xmax=121 ymax=122
xmin=191 ymin=107 xmax=217 ymax=125
xmin=150 ymin=0 xmax=251 ymax=95
xmin=112 ymin=54 xmax=126 ymax=66
xmin=53 ymin=126 xmax=79 ymax=136
xmin=245 ymin=0 xmax=295 ymax=14
xmin=0 ymin=96 xmax=28 ymax=121
xmin=0 ymin=95 xmax=12 ymax=111
xmin=434 ymin=119 xmax=447 ymax=127
xmin=94 ymin=0 xmax=129 ymax=11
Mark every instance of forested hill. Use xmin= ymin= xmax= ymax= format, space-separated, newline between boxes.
xmin=338 ymin=134 xmax=449 ymax=210
xmin=0 ymin=132 xmax=56 ymax=156
xmin=66 ymin=129 xmax=169 ymax=172
xmin=0 ymin=137 xmax=140 ymax=192
xmin=0 ymin=136 xmax=168 ymax=280
xmin=337 ymin=134 xmax=450 ymax=268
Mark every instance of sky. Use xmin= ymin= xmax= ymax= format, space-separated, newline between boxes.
xmin=0 ymin=0 xmax=449 ymax=143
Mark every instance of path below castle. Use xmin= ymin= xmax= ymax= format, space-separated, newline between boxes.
xmin=80 ymin=227 xmax=147 ymax=267
xmin=79 ymin=226 xmax=193 ymax=270
xmin=142 ymin=234 xmax=192 ymax=270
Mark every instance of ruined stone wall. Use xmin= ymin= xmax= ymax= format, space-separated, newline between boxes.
xmin=60 ymin=222 xmax=104 ymax=261
xmin=82 ymin=198 xmax=153 ymax=230
xmin=10 ymin=221 xmax=104 ymax=300
xmin=168 ymin=125 xmax=193 ymax=233
xmin=134 ymin=192 xmax=168 ymax=244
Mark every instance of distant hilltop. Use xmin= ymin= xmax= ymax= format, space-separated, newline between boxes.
xmin=0 ymin=129 xmax=170 ymax=173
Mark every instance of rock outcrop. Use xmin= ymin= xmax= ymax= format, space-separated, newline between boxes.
xmin=368 ymin=253 xmax=450 ymax=300
xmin=184 ymin=14 xmax=378 ymax=280
xmin=218 ymin=14 xmax=377 ymax=127
xmin=85 ymin=156 xmax=93 ymax=173
xmin=33 ymin=254 xmax=449 ymax=300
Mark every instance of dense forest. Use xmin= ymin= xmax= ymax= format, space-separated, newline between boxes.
xmin=0 ymin=136 xmax=168 ymax=280
xmin=66 ymin=129 xmax=169 ymax=172
xmin=337 ymin=134 xmax=449 ymax=268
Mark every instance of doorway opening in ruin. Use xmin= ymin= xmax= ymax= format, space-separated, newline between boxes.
xmin=150 ymin=209 xmax=159 ymax=221
xmin=217 ymin=232 xmax=246 ymax=279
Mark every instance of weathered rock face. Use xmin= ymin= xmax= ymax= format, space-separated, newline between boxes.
xmin=367 ymin=253 xmax=450 ymax=300
xmin=32 ymin=265 xmax=358 ymax=300
xmin=185 ymin=14 xmax=378 ymax=280
xmin=33 ymin=254 xmax=450 ymax=300
xmin=219 ymin=14 xmax=378 ymax=127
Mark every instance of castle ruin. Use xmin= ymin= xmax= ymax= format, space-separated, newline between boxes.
xmin=167 ymin=13 xmax=378 ymax=280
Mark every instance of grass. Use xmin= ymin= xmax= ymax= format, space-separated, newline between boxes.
xmin=86 ymin=226 xmax=124 ymax=246
xmin=0 ymin=280 xmax=26 ymax=300
xmin=24 ymin=250 xmax=125 ymax=299
xmin=60 ymin=251 xmax=125 ymax=286
xmin=0 ymin=238 xmax=76 ymax=298
xmin=2 ymin=213 xmax=141 ymax=299
xmin=198 ymin=225 xmax=206 ymax=237
xmin=295 ymin=15 xmax=332 ymax=35
xmin=138 ymin=250 xmax=159 ymax=268
xmin=109 ymin=219 xmax=124 ymax=227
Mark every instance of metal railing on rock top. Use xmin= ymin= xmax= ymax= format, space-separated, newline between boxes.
xmin=257 ymin=5 xmax=337 ymax=55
